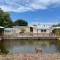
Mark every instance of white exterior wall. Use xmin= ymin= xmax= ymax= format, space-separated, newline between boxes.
xmin=32 ymin=27 xmax=52 ymax=34
xmin=33 ymin=29 xmax=51 ymax=33
xmin=33 ymin=28 xmax=37 ymax=33
xmin=4 ymin=26 xmax=30 ymax=34
xmin=14 ymin=28 xmax=21 ymax=34
xmin=24 ymin=27 xmax=30 ymax=33
xmin=4 ymin=28 xmax=16 ymax=35
xmin=4 ymin=26 xmax=53 ymax=35
xmin=31 ymin=24 xmax=53 ymax=34
xmin=14 ymin=26 xmax=30 ymax=33
xmin=37 ymin=29 xmax=41 ymax=33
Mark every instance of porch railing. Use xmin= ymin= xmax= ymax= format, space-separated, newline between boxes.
xmin=3 ymin=33 xmax=60 ymax=39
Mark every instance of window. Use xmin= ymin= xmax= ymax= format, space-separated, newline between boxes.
xmin=30 ymin=27 xmax=33 ymax=32
xmin=4 ymin=30 xmax=11 ymax=32
xmin=41 ymin=29 xmax=46 ymax=32
xmin=41 ymin=29 xmax=43 ymax=32
xmin=44 ymin=29 xmax=46 ymax=32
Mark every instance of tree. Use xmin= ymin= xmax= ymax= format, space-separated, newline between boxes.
xmin=14 ymin=19 xmax=28 ymax=26
xmin=0 ymin=9 xmax=13 ymax=27
xmin=52 ymin=23 xmax=60 ymax=27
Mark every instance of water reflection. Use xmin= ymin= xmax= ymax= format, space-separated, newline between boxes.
xmin=0 ymin=40 xmax=9 ymax=54
xmin=56 ymin=40 xmax=60 ymax=52
xmin=1 ymin=39 xmax=59 ymax=54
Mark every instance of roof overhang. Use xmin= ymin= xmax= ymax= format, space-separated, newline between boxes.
xmin=0 ymin=26 xmax=4 ymax=28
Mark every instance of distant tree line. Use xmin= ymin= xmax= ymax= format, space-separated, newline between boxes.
xmin=52 ymin=23 xmax=60 ymax=36
xmin=52 ymin=23 xmax=60 ymax=27
xmin=0 ymin=8 xmax=60 ymax=28
xmin=0 ymin=9 xmax=28 ymax=28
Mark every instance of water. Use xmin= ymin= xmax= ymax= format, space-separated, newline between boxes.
xmin=1 ymin=39 xmax=60 ymax=54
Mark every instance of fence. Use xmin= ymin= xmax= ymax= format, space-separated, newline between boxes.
xmin=3 ymin=33 xmax=60 ymax=40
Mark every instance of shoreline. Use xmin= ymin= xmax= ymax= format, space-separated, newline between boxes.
xmin=0 ymin=53 xmax=60 ymax=60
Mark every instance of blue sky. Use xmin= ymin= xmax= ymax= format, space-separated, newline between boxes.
xmin=0 ymin=0 xmax=60 ymax=25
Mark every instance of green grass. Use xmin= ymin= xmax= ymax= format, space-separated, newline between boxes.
xmin=56 ymin=40 xmax=60 ymax=52
xmin=0 ymin=41 xmax=9 ymax=55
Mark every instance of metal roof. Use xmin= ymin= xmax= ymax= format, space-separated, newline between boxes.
xmin=32 ymin=24 xmax=51 ymax=29
xmin=0 ymin=26 xmax=4 ymax=28
xmin=53 ymin=27 xmax=60 ymax=29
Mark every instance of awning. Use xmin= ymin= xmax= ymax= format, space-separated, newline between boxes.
xmin=0 ymin=26 xmax=4 ymax=28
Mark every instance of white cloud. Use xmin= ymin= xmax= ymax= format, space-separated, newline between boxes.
xmin=0 ymin=0 xmax=60 ymax=12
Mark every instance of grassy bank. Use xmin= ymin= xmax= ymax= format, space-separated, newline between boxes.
xmin=56 ymin=40 xmax=60 ymax=52
xmin=0 ymin=40 xmax=9 ymax=54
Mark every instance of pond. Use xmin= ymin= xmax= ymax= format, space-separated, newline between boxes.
xmin=0 ymin=39 xmax=60 ymax=54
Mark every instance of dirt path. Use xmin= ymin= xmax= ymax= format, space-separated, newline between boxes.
xmin=0 ymin=53 xmax=60 ymax=60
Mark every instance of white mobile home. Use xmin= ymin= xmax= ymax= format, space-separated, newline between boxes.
xmin=31 ymin=24 xmax=53 ymax=34
xmin=4 ymin=26 xmax=30 ymax=35
xmin=4 ymin=25 xmax=60 ymax=36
